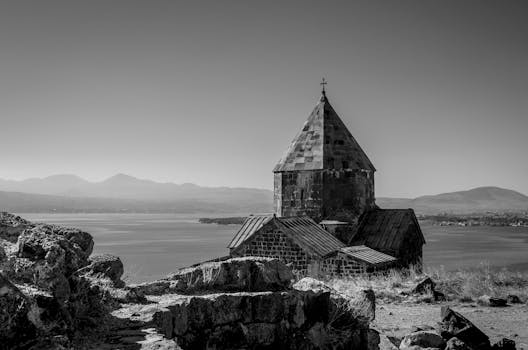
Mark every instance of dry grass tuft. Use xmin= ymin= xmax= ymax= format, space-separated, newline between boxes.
xmin=324 ymin=263 xmax=528 ymax=304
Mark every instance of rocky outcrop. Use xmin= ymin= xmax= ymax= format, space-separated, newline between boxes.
xmin=0 ymin=212 xmax=109 ymax=349
xmin=132 ymin=257 xmax=294 ymax=296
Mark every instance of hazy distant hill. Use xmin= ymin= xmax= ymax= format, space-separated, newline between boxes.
xmin=1 ymin=175 xmax=527 ymax=214
xmin=0 ymin=174 xmax=272 ymax=202
xmin=377 ymin=186 xmax=528 ymax=214
xmin=0 ymin=174 xmax=90 ymax=196
xmin=0 ymin=174 xmax=274 ymax=213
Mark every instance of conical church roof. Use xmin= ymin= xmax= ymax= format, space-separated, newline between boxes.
xmin=273 ymin=92 xmax=375 ymax=172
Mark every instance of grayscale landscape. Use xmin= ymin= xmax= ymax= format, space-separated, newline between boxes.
xmin=1 ymin=1 xmax=527 ymax=349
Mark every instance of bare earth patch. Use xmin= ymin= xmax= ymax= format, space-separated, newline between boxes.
xmin=374 ymin=302 xmax=528 ymax=349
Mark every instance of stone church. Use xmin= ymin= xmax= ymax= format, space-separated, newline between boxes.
xmin=228 ymin=86 xmax=425 ymax=278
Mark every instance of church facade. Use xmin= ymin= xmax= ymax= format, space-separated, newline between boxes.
xmin=228 ymin=86 xmax=425 ymax=278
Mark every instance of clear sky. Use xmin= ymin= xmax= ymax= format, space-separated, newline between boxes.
xmin=0 ymin=0 xmax=527 ymax=197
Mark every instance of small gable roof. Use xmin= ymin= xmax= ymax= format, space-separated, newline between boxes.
xmin=331 ymin=245 xmax=397 ymax=266
xmin=273 ymin=94 xmax=375 ymax=173
xmin=227 ymin=215 xmax=273 ymax=251
xmin=349 ymin=209 xmax=425 ymax=252
xmin=228 ymin=215 xmax=346 ymax=257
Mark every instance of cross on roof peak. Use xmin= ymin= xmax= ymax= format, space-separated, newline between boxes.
xmin=320 ymin=78 xmax=328 ymax=94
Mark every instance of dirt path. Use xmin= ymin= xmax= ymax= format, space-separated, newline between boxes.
xmin=373 ymin=302 xmax=528 ymax=349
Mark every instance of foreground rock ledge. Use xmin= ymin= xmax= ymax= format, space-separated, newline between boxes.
xmin=111 ymin=289 xmax=371 ymax=350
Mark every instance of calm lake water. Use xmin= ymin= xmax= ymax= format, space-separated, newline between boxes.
xmin=18 ymin=213 xmax=528 ymax=283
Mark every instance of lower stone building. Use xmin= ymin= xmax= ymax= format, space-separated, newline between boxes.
xmin=349 ymin=209 xmax=425 ymax=269
xmin=228 ymin=215 xmax=397 ymax=278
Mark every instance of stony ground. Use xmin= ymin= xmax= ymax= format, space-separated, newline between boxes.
xmin=374 ymin=301 xmax=528 ymax=349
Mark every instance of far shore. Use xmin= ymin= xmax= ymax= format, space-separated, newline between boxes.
xmin=199 ymin=217 xmax=246 ymax=225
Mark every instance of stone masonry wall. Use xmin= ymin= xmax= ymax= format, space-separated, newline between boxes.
xmin=234 ymin=227 xmax=313 ymax=276
xmin=322 ymin=169 xmax=375 ymax=223
xmin=274 ymin=169 xmax=375 ymax=223
xmin=320 ymin=253 xmax=367 ymax=278
xmin=274 ymin=170 xmax=323 ymax=220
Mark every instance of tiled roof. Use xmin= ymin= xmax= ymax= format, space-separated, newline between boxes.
xmin=273 ymin=93 xmax=375 ymax=172
xmin=275 ymin=216 xmax=345 ymax=257
xmin=349 ymin=209 xmax=425 ymax=251
xmin=337 ymin=245 xmax=397 ymax=266
xmin=228 ymin=215 xmax=346 ymax=257
xmin=227 ymin=215 xmax=272 ymax=250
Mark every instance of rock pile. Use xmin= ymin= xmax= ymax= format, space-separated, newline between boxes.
xmin=379 ymin=306 xmax=518 ymax=350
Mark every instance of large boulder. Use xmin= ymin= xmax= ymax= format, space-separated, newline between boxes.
xmin=438 ymin=307 xmax=491 ymax=350
xmin=132 ymin=257 xmax=293 ymax=295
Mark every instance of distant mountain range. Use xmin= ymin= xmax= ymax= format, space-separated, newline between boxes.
xmin=377 ymin=186 xmax=528 ymax=214
xmin=0 ymin=174 xmax=273 ymax=214
xmin=0 ymin=174 xmax=271 ymax=201
xmin=0 ymin=174 xmax=527 ymax=214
